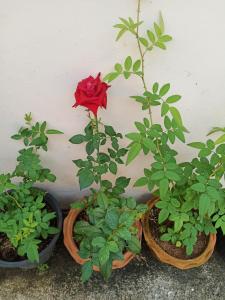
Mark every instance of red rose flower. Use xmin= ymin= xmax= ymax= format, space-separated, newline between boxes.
xmin=73 ymin=73 xmax=110 ymax=116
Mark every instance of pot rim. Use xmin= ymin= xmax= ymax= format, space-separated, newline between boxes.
xmin=142 ymin=196 xmax=217 ymax=269
xmin=63 ymin=207 xmax=142 ymax=271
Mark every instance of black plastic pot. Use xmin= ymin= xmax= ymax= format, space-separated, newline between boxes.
xmin=0 ymin=192 xmax=62 ymax=269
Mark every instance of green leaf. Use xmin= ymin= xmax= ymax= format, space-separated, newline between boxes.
xmin=11 ymin=134 xmax=22 ymax=140
xmin=27 ymin=242 xmax=39 ymax=263
xmin=199 ymin=194 xmax=211 ymax=217
xmin=105 ymin=125 xmax=116 ymax=136
xmin=154 ymin=22 xmax=162 ymax=37
xmin=160 ymin=233 xmax=171 ymax=242
xmin=159 ymin=83 xmax=170 ymax=97
xmin=135 ymin=121 xmax=146 ymax=133
xmin=143 ymin=118 xmax=150 ymax=128
xmin=159 ymin=178 xmax=169 ymax=198
xmin=152 ymin=82 xmax=159 ymax=93
xmin=109 ymin=161 xmax=117 ymax=175
xmin=123 ymin=71 xmax=131 ymax=79
xmin=151 ymin=171 xmax=165 ymax=181
xmin=216 ymin=144 xmax=225 ymax=155
xmin=69 ymin=134 xmax=85 ymax=144
xmin=46 ymin=129 xmax=63 ymax=134
xmin=105 ymin=208 xmax=119 ymax=229
xmin=127 ymin=236 xmax=141 ymax=254
xmin=174 ymin=128 xmax=185 ymax=143
xmin=46 ymin=173 xmax=56 ymax=182
xmin=147 ymin=30 xmax=155 ymax=43
xmin=155 ymin=41 xmax=166 ymax=50
xmin=124 ymin=56 xmax=132 ymax=71
xmin=126 ymin=132 xmax=141 ymax=142
xmin=114 ymin=63 xmax=123 ymax=73
xmin=161 ymin=102 xmax=169 ymax=116
xmin=199 ymin=148 xmax=211 ymax=157
xmin=108 ymin=241 xmax=119 ymax=253
xmin=134 ymin=177 xmax=148 ymax=187
xmin=142 ymin=138 xmax=156 ymax=152
xmin=126 ymin=197 xmax=136 ymax=209
xmin=191 ymin=183 xmax=206 ymax=193
xmin=117 ymin=227 xmax=131 ymax=240
xmin=97 ymin=192 xmax=108 ymax=209
xmin=188 ymin=142 xmax=205 ymax=149
xmin=81 ymin=261 xmax=93 ymax=283
xmin=158 ymin=209 xmax=169 ymax=224
xmin=116 ymin=28 xmax=127 ymax=41
xmin=133 ymin=60 xmax=141 ymax=72
xmin=168 ymin=130 xmax=175 ymax=144
xmin=79 ymin=169 xmax=94 ymax=190
xmin=164 ymin=116 xmax=171 ymax=129
xmin=159 ymin=12 xmax=165 ymax=33
xmin=160 ymin=35 xmax=172 ymax=42
xmin=166 ymin=95 xmax=181 ymax=104
xmin=92 ymin=237 xmax=106 ymax=248
xmin=215 ymin=134 xmax=225 ymax=144
xmin=170 ymin=107 xmax=183 ymax=128
xmin=165 ymin=171 xmax=180 ymax=181
xmin=139 ymin=37 xmax=148 ymax=47
xmin=100 ymin=258 xmax=112 ymax=281
xmin=126 ymin=143 xmax=142 ymax=165
xmin=103 ymin=72 xmax=119 ymax=83
xmin=115 ymin=176 xmax=130 ymax=188
xmin=98 ymin=246 xmax=110 ymax=266
xmin=86 ymin=141 xmax=95 ymax=155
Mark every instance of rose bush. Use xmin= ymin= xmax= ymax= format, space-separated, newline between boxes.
xmin=73 ymin=73 xmax=110 ymax=116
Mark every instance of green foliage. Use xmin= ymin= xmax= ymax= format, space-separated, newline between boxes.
xmin=104 ymin=14 xmax=172 ymax=84
xmin=0 ymin=113 xmax=61 ymax=262
xmin=70 ymin=118 xmax=128 ymax=192
xmin=73 ymin=190 xmax=147 ymax=282
xmin=0 ymin=187 xmax=59 ymax=262
xmin=11 ymin=112 xmax=63 ymax=151
xmin=102 ymin=0 xmax=225 ymax=258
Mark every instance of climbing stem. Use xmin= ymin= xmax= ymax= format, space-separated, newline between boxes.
xmin=136 ymin=0 xmax=153 ymax=126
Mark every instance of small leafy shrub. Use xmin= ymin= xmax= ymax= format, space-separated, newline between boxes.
xmin=0 ymin=113 xmax=63 ymax=262
xmin=73 ymin=190 xmax=146 ymax=282
xmin=104 ymin=0 xmax=225 ymax=256
xmin=70 ymin=75 xmax=147 ymax=282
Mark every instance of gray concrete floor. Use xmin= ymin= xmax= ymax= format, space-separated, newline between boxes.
xmin=0 ymin=237 xmax=225 ymax=300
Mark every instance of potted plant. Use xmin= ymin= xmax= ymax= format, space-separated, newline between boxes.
xmin=0 ymin=113 xmax=63 ymax=269
xmin=63 ymin=73 xmax=147 ymax=282
xmin=103 ymin=0 xmax=225 ymax=268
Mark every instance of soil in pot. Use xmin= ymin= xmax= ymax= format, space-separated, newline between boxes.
xmin=149 ymin=206 xmax=209 ymax=260
xmin=0 ymin=202 xmax=57 ymax=262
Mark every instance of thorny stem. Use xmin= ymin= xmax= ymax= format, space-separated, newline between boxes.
xmin=136 ymin=0 xmax=153 ymax=126
xmin=94 ymin=114 xmax=102 ymax=186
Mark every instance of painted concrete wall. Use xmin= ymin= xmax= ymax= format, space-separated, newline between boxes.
xmin=0 ymin=0 xmax=225 ymax=206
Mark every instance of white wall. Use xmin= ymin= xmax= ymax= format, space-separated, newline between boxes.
xmin=0 ymin=0 xmax=225 ymax=206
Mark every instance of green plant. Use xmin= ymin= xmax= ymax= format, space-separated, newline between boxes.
xmin=104 ymin=0 xmax=225 ymax=256
xmin=70 ymin=76 xmax=147 ymax=282
xmin=0 ymin=113 xmax=63 ymax=262
xmin=73 ymin=190 xmax=146 ymax=282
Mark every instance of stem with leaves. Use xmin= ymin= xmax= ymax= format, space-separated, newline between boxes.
xmin=136 ymin=0 xmax=153 ymax=125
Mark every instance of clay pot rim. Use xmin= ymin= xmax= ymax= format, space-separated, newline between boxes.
xmin=64 ymin=207 xmax=142 ymax=272
xmin=143 ymin=196 xmax=216 ymax=269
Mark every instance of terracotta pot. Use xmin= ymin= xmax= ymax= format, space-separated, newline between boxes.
xmin=64 ymin=208 xmax=142 ymax=271
xmin=143 ymin=197 xmax=217 ymax=269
